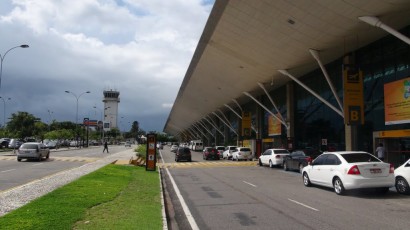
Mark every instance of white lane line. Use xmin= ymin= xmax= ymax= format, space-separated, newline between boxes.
xmin=1 ymin=169 xmax=16 ymax=173
xmin=32 ymin=163 xmax=44 ymax=166
xmin=243 ymin=180 xmax=257 ymax=187
xmin=165 ymin=168 xmax=199 ymax=230
xmin=288 ymin=198 xmax=319 ymax=212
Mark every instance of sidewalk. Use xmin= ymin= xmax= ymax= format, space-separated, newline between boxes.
xmin=0 ymin=148 xmax=137 ymax=216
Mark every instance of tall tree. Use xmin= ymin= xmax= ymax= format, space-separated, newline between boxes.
xmin=7 ymin=112 xmax=41 ymax=139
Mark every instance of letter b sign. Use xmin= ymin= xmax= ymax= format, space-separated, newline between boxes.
xmin=348 ymin=106 xmax=362 ymax=125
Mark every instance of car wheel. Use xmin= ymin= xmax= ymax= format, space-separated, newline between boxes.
xmin=46 ymin=153 xmax=50 ymax=159
xmin=299 ymin=164 xmax=304 ymax=174
xmin=17 ymin=157 xmax=21 ymax=162
xmin=283 ymin=162 xmax=288 ymax=171
xmin=333 ymin=177 xmax=345 ymax=195
xmin=303 ymin=172 xmax=311 ymax=187
xmin=269 ymin=160 xmax=274 ymax=168
xmin=258 ymin=159 xmax=262 ymax=166
xmin=38 ymin=155 xmax=42 ymax=162
xmin=395 ymin=177 xmax=410 ymax=195
xmin=189 ymin=158 xmax=192 ymax=162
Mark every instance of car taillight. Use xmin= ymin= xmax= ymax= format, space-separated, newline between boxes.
xmin=347 ymin=165 xmax=361 ymax=175
xmin=389 ymin=164 xmax=394 ymax=173
xmin=306 ymin=157 xmax=312 ymax=163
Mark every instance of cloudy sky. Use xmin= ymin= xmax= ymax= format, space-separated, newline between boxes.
xmin=0 ymin=0 xmax=214 ymax=132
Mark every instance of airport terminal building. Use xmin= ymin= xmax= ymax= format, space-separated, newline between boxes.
xmin=164 ymin=1 xmax=410 ymax=167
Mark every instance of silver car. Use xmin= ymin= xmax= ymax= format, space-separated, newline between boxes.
xmin=17 ymin=142 xmax=50 ymax=162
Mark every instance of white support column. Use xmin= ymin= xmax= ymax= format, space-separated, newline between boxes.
xmin=309 ymin=49 xmax=344 ymax=113
xmin=212 ymin=112 xmax=238 ymax=135
xmin=257 ymin=82 xmax=285 ymax=122
xmin=204 ymin=116 xmax=224 ymax=136
xmin=243 ymin=92 xmax=288 ymax=128
xmin=224 ymin=104 xmax=242 ymax=119
xmin=192 ymin=123 xmax=208 ymax=141
xmin=188 ymin=128 xmax=198 ymax=139
xmin=198 ymin=121 xmax=214 ymax=137
xmin=278 ymin=69 xmax=344 ymax=118
xmin=359 ymin=16 xmax=410 ymax=45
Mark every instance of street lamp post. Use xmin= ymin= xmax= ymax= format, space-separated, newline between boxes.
xmin=0 ymin=96 xmax=11 ymax=127
xmin=65 ymin=90 xmax=90 ymax=147
xmin=0 ymin=45 xmax=29 ymax=92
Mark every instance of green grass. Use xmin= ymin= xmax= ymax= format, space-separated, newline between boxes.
xmin=0 ymin=165 xmax=162 ymax=230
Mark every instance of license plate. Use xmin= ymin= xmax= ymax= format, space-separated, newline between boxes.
xmin=370 ymin=168 xmax=381 ymax=174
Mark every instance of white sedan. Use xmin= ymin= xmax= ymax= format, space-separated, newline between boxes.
xmin=302 ymin=151 xmax=395 ymax=195
xmin=258 ymin=148 xmax=290 ymax=167
xmin=222 ymin=146 xmax=237 ymax=159
xmin=395 ymin=158 xmax=410 ymax=194
xmin=231 ymin=147 xmax=252 ymax=161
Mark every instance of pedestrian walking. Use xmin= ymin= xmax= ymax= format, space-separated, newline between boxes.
xmin=103 ymin=141 xmax=109 ymax=153
xmin=375 ymin=143 xmax=385 ymax=161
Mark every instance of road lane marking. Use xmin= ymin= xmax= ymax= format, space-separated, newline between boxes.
xmin=1 ymin=169 xmax=16 ymax=173
xmin=288 ymin=198 xmax=319 ymax=211
xmin=32 ymin=163 xmax=44 ymax=166
xmin=243 ymin=180 xmax=257 ymax=187
xmin=166 ymin=168 xmax=199 ymax=230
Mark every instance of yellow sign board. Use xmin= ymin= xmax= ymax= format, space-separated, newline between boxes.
xmin=343 ymin=66 xmax=364 ymax=125
xmin=242 ymin=111 xmax=251 ymax=137
xmin=268 ymin=114 xmax=281 ymax=136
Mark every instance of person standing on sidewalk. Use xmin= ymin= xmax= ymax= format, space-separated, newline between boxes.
xmin=103 ymin=141 xmax=109 ymax=153
xmin=375 ymin=143 xmax=385 ymax=161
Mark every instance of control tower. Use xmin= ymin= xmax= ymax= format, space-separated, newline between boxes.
xmin=102 ymin=90 xmax=120 ymax=129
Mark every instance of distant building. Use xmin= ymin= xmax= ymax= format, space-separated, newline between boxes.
xmin=102 ymin=90 xmax=120 ymax=129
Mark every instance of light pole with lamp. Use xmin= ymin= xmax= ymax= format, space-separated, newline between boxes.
xmin=47 ymin=109 xmax=53 ymax=131
xmin=0 ymin=96 xmax=11 ymax=127
xmin=65 ymin=90 xmax=90 ymax=147
xmin=0 ymin=45 xmax=29 ymax=91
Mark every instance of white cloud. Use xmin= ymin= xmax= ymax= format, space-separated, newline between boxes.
xmin=0 ymin=0 xmax=214 ymax=132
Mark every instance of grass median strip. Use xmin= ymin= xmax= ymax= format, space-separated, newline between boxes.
xmin=0 ymin=165 xmax=162 ymax=230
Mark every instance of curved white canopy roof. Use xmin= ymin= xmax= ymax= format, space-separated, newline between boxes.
xmin=164 ymin=0 xmax=410 ymax=136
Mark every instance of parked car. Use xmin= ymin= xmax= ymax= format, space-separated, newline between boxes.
xmin=395 ymin=158 xmax=410 ymax=194
xmin=215 ymin=146 xmax=225 ymax=156
xmin=203 ymin=147 xmax=220 ymax=160
xmin=283 ymin=150 xmax=321 ymax=173
xmin=17 ymin=142 xmax=50 ymax=162
xmin=175 ymin=147 xmax=192 ymax=162
xmin=258 ymin=148 xmax=290 ymax=168
xmin=232 ymin=147 xmax=252 ymax=161
xmin=170 ymin=145 xmax=178 ymax=153
xmin=125 ymin=141 xmax=132 ymax=147
xmin=45 ymin=140 xmax=59 ymax=149
xmin=0 ymin=138 xmax=10 ymax=148
xmin=302 ymin=151 xmax=395 ymax=195
xmin=8 ymin=139 xmax=23 ymax=149
xmin=222 ymin=146 xmax=238 ymax=160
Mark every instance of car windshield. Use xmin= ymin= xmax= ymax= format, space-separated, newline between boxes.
xmin=240 ymin=148 xmax=250 ymax=151
xmin=340 ymin=153 xmax=381 ymax=163
xmin=292 ymin=151 xmax=305 ymax=156
xmin=274 ymin=150 xmax=289 ymax=154
xmin=20 ymin=144 xmax=38 ymax=149
xmin=179 ymin=148 xmax=190 ymax=154
xmin=216 ymin=147 xmax=225 ymax=150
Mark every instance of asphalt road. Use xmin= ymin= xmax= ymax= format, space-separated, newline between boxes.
xmin=0 ymin=145 xmax=131 ymax=192
xmin=160 ymin=146 xmax=410 ymax=230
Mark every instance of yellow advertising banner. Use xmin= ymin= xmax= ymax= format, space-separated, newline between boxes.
xmin=384 ymin=77 xmax=410 ymax=125
xmin=343 ymin=66 xmax=364 ymax=125
xmin=242 ymin=111 xmax=251 ymax=136
xmin=268 ymin=114 xmax=281 ymax=136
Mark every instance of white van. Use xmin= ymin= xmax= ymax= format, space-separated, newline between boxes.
xmin=190 ymin=140 xmax=203 ymax=151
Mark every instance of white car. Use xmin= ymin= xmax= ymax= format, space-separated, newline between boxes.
xmin=222 ymin=146 xmax=237 ymax=159
xmin=395 ymin=159 xmax=410 ymax=195
xmin=170 ymin=145 xmax=178 ymax=153
xmin=232 ymin=147 xmax=252 ymax=161
xmin=302 ymin=151 xmax=395 ymax=195
xmin=258 ymin=149 xmax=290 ymax=167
